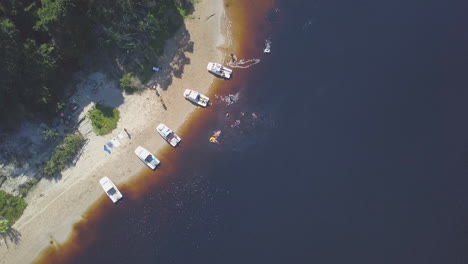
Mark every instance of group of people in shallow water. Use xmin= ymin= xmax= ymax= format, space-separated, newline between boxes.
xmin=210 ymin=111 xmax=260 ymax=145
xmin=210 ymin=130 xmax=221 ymax=144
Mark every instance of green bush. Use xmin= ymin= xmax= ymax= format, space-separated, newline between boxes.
xmin=0 ymin=191 xmax=27 ymax=228
xmin=89 ymin=104 xmax=120 ymax=135
xmin=43 ymin=133 xmax=85 ymax=176
xmin=18 ymin=179 xmax=39 ymax=198
xmin=120 ymin=72 xmax=137 ymax=94
xmin=177 ymin=6 xmax=190 ymax=19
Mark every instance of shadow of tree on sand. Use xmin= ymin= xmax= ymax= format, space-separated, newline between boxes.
xmin=1 ymin=228 xmax=21 ymax=248
xmin=147 ymin=24 xmax=194 ymax=91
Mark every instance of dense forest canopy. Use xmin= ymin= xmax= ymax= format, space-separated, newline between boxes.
xmin=0 ymin=0 xmax=193 ymax=127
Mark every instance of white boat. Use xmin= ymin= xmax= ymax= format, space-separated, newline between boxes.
xmin=99 ymin=177 xmax=123 ymax=203
xmin=183 ymin=89 xmax=209 ymax=107
xmin=156 ymin=123 xmax=181 ymax=147
xmin=134 ymin=146 xmax=160 ymax=170
xmin=207 ymin=62 xmax=232 ymax=79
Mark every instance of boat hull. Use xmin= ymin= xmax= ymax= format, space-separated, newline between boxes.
xmin=99 ymin=177 xmax=123 ymax=203
xmin=207 ymin=62 xmax=232 ymax=79
xmin=134 ymin=146 xmax=160 ymax=170
xmin=156 ymin=123 xmax=181 ymax=147
xmin=183 ymin=89 xmax=209 ymax=107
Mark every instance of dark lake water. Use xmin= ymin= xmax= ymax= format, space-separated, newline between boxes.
xmin=36 ymin=0 xmax=468 ymax=263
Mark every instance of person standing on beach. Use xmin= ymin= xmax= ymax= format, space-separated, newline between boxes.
xmin=124 ymin=128 xmax=131 ymax=139
xmin=160 ymin=98 xmax=167 ymax=110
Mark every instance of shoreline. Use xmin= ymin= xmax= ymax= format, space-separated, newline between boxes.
xmin=0 ymin=1 xmax=228 ymax=263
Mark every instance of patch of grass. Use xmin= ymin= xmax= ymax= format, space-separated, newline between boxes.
xmin=42 ymin=133 xmax=85 ymax=176
xmin=89 ymin=104 xmax=120 ymax=135
xmin=0 ymin=191 xmax=27 ymax=228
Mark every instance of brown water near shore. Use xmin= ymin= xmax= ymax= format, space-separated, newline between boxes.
xmin=34 ymin=1 xmax=273 ymax=263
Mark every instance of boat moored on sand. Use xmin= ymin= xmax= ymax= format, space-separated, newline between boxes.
xmin=134 ymin=146 xmax=160 ymax=170
xmin=99 ymin=177 xmax=123 ymax=203
xmin=156 ymin=123 xmax=181 ymax=147
xmin=183 ymin=89 xmax=209 ymax=107
xmin=207 ymin=62 xmax=232 ymax=79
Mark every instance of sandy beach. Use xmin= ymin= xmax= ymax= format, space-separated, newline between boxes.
xmin=0 ymin=1 xmax=228 ymax=263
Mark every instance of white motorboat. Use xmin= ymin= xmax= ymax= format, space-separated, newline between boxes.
xmin=99 ymin=177 xmax=123 ymax=203
xmin=134 ymin=146 xmax=160 ymax=170
xmin=156 ymin=123 xmax=181 ymax=147
xmin=183 ymin=89 xmax=209 ymax=107
xmin=207 ymin=62 xmax=232 ymax=79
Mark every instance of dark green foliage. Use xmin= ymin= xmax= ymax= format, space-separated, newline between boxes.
xmin=90 ymin=0 xmax=186 ymax=51
xmin=42 ymin=133 xmax=85 ymax=176
xmin=0 ymin=191 xmax=27 ymax=228
xmin=18 ymin=178 xmax=39 ymax=197
xmin=42 ymin=129 xmax=59 ymax=141
xmin=89 ymin=104 xmax=120 ymax=135
xmin=0 ymin=218 xmax=8 ymax=233
xmin=34 ymin=0 xmax=74 ymax=32
xmin=0 ymin=0 xmax=194 ymax=127
xmin=120 ymin=72 xmax=137 ymax=94
xmin=56 ymin=101 xmax=66 ymax=112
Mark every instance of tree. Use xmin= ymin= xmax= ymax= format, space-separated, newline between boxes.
xmin=120 ymin=72 xmax=144 ymax=93
xmin=0 ymin=0 xmax=195 ymax=127
xmin=20 ymin=39 xmax=58 ymax=107
xmin=120 ymin=72 xmax=139 ymax=93
xmin=0 ymin=19 xmax=20 ymax=73
xmin=0 ymin=191 xmax=26 ymax=228
xmin=42 ymin=129 xmax=59 ymax=141
xmin=34 ymin=0 xmax=74 ymax=33
xmin=0 ymin=19 xmax=22 ymax=124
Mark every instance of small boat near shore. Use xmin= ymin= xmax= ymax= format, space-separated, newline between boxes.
xmin=264 ymin=39 xmax=271 ymax=53
xmin=157 ymin=123 xmax=181 ymax=147
xmin=99 ymin=177 xmax=123 ymax=203
xmin=134 ymin=146 xmax=160 ymax=170
xmin=207 ymin=62 xmax=232 ymax=79
xmin=184 ymin=89 xmax=209 ymax=107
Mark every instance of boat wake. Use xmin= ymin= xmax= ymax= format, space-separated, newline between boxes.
xmin=227 ymin=58 xmax=261 ymax=69
xmin=215 ymin=92 xmax=240 ymax=106
xmin=264 ymin=39 xmax=272 ymax=53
